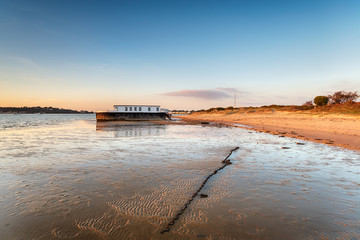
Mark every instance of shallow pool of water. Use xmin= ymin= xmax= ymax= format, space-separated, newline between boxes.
xmin=0 ymin=114 xmax=359 ymax=239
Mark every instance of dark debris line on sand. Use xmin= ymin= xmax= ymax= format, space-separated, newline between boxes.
xmin=160 ymin=147 xmax=240 ymax=234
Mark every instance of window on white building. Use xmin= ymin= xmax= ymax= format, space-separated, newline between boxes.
xmin=139 ymin=107 xmax=142 ymax=111
xmin=125 ymin=107 xmax=128 ymax=111
xmin=134 ymin=107 xmax=137 ymax=111
xmin=148 ymin=107 xmax=151 ymax=111
xmin=156 ymin=107 xmax=159 ymax=111
xmin=129 ymin=107 xmax=132 ymax=111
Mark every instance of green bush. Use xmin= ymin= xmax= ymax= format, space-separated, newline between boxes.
xmin=314 ymin=96 xmax=329 ymax=106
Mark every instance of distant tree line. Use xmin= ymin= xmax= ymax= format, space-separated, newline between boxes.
xmin=187 ymin=90 xmax=359 ymax=114
xmin=195 ymin=104 xmax=315 ymax=113
xmin=307 ymin=91 xmax=359 ymax=107
xmin=0 ymin=106 xmax=93 ymax=114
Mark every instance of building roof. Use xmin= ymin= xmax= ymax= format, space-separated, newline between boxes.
xmin=113 ymin=105 xmax=160 ymax=107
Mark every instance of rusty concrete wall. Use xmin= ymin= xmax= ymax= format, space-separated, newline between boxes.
xmin=96 ymin=112 xmax=170 ymax=121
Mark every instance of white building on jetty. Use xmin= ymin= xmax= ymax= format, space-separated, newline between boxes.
xmin=96 ymin=105 xmax=171 ymax=121
xmin=113 ymin=105 xmax=166 ymax=113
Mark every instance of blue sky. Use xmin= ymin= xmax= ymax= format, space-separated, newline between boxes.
xmin=1 ymin=0 xmax=359 ymax=110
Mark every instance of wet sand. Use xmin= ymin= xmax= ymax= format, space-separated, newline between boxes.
xmin=178 ymin=111 xmax=360 ymax=151
xmin=1 ymin=114 xmax=360 ymax=239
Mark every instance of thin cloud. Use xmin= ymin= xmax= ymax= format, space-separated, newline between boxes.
xmin=216 ymin=87 xmax=238 ymax=93
xmin=9 ymin=56 xmax=39 ymax=67
xmin=161 ymin=89 xmax=232 ymax=100
xmin=216 ymin=87 xmax=251 ymax=95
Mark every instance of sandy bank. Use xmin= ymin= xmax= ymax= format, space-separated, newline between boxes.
xmin=178 ymin=111 xmax=360 ymax=151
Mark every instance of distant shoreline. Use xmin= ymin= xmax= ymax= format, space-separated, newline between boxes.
xmin=0 ymin=107 xmax=94 ymax=114
xmin=0 ymin=113 xmax=94 ymax=114
xmin=178 ymin=110 xmax=360 ymax=151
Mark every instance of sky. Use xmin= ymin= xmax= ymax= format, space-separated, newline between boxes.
xmin=0 ymin=0 xmax=360 ymax=111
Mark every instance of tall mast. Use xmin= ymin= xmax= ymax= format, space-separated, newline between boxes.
xmin=234 ymin=93 xmax=236 ymax=107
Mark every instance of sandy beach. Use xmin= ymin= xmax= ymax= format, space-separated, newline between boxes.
xmin=179 ymin=110 xmax=360 ymax=151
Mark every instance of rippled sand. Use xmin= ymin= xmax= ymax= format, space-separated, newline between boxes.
xmin=0 ymin=114 xmax=359 ymax=239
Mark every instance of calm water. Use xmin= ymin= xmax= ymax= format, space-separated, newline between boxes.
xmin=0 ymin=114 xmax=359 ymax=239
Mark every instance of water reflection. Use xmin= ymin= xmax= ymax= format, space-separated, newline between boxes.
xmin=96 ymin=121 xmax=166 ymax=138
